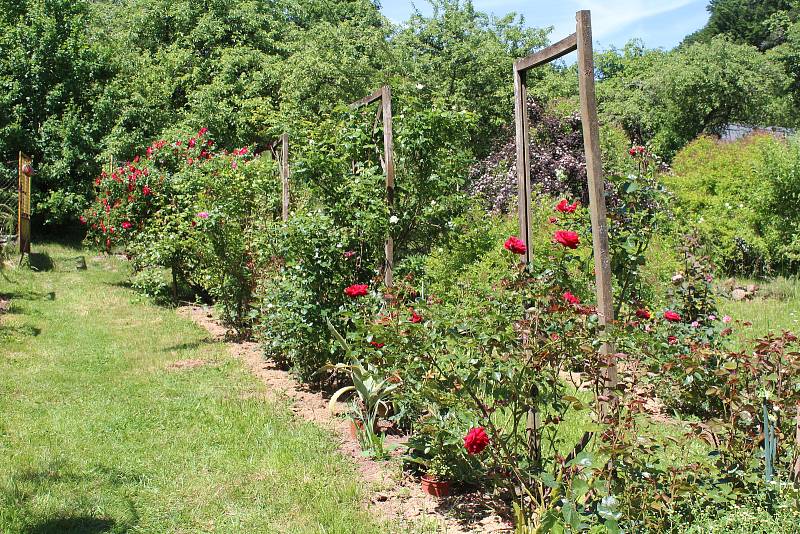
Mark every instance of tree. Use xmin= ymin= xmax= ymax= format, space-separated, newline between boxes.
xmin=0 ymin=0 xmax=115 ymax=225
xmin=392 ymin=0 xmax=549 ymax=155
xmin=598 ymin=37 xmax=792 ymax=158
xmin=685 ymin=0 xmax=798 ymax=50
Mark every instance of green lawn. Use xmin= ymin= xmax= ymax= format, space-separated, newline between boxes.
xmin=719 ymin=276 xmax=800 ymax=339
xmin=0 ymin=243 xmax=384 ymax=533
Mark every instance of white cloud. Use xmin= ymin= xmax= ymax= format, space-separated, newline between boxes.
xmin=572 ymin=0 xmax=700 ymax=38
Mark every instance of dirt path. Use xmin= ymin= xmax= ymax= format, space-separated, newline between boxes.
xmin=179 ymin=305 xmax=512 ymax=533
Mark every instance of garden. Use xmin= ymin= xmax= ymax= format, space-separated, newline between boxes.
xmin=2 ymin=1 xmax=800 ymax=533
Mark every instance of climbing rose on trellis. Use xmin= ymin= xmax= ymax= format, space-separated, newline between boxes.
xmin=463 ymin=427 xmax=490 ymax=455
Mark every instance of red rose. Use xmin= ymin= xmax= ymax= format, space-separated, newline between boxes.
xmin=121 ymin=221 xmax=132 ymax=230
xmin=635 ymin=308 xmax=651 ymax=320
xmin=664 ymin=310 xmax=681 ymax=322
xmin=198 ymin=127 xmax=208 ymax=137
xmin=79 ymin=216 xmax=86 ymax=225
xmin=369 ymin=341 xmax=385 ymax=349
xmin=504 ymin=236 xmax=527 ymax=255
xmin=548 ymin=217 xmax=558 ymax=224
xmin=344 ymin=284 xmax=368 ymax=298
xmin=668 ymin=336 xmax=678 ymax=345
xmin=563 ymin=291 xmax=580 ymax=305
xmin=555 ymin=199 xmax=578 ymax=213
xmin=464 ymin=427 xmax=490 ymax=455
xmin=410 ymin=310 xmax=423 ymax=324
xmin=554 ymin=230 xmax=580 ymax=249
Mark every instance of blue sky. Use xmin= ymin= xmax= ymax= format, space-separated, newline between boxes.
xmin=381 ymin=1 xmax=711 ymax=52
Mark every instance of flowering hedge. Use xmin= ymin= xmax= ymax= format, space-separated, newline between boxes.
xmin=84 ymin=128 xmax=281 ymax=327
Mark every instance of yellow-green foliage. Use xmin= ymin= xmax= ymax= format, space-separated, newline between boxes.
xmin=664 ymin=134 xmax=779 ymax=274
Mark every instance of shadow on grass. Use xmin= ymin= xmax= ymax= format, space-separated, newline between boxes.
xmin=25 ymin=516 xmax=120 ymax=534
xmin=161 ymin=339 xmax=214 ymax=352
xmin=0 ymin=289 xmax=55 ymax=303
xmin=5 ymin=466 xmax=139 ymax=534
xmin=28 ymin=253 xmax=54 ymax=272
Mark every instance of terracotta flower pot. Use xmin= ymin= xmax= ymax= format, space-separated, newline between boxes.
xmin=421 ymin=474 xmax=452 ymax=497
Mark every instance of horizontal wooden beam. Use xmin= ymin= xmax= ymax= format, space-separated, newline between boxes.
xmin=514 ymin=33 xmax=577 ymax=73
xmin=350 ymin=88 xmax=384 ymax=108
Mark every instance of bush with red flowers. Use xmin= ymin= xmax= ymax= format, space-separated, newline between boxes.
xmin=84 ymin=128 xmax=282 ymax=328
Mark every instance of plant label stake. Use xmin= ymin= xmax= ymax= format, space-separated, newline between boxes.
xmin=350 ymin=85 xmax=395 ymax=288
xmin=513 ymin=10 xmax=616 ymax=444
xmin=18 ymin=151 xmax=33 ymax=257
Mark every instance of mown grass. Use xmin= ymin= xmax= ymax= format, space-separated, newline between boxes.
xmin=719 ymin=276 xmax=800 ymax=339
xmin=0 ymin=243 xmax=386 ymax=533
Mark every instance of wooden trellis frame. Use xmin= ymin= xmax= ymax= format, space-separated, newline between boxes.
xmin=18 ymin=151 xmax=32 ymax=256
xmin=514 ymin=11 xmax=616 ymax=397
xmin=350 ymin=85 xmax=395 ymax=288
xmin=268 ymin=134 xmax=291 ymax=223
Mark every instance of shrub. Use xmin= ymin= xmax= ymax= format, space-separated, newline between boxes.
xmin=84 ymin=129 xmax=281 ymax=328
xmin=755 ymin=135 xmax=800 ymax=272
xmin=257 ymin=100 xmax=477 ymax=378
xmin=665 ymin=134 xmax=776 ymax=275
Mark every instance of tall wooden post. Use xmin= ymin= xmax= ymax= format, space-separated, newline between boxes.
xmin=514 ymin=68 xmax=533 ymax=265
xmin=280 ymin=133 xmax=290 ymax=223
xmin=577 ymin=10 xmax=616 ymax=399
xmin=350 ymin=85 xmax=395 ymax=288
xmin=17 ymin=152 xmax=32 ymax=256
xmin=381 ymin=85 xmax=395 ymax=288
xmin=512 ymin=11 xmax=616 ymax=415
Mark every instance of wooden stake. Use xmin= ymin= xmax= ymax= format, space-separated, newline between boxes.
xmin=577 ymin=10 xmax=616 ymax=398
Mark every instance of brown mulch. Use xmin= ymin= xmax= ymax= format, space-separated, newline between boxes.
xmin=178 ymin=305 xmax=512 ymax=533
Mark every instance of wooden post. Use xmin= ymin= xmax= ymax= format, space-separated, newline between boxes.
xmin=514 ymin=67 xmax=533 ymax=265
xmin=350 ymin=85 xmax=395 ymax=288
xmin=280 ymin=133 xmax=290 ymax=223
xmin=577 ymin=10 xmax=616 ymax=399
xmin=381 ymin=85 xmax=395 ymax=288
xmin=17 ymin=152 xmax=32 ymax=256
xmin=512 ymin=11 xmax=616 ymax=418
